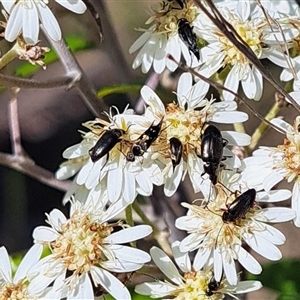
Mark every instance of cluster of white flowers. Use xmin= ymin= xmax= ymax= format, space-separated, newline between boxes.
xmin=1 ymin=0 xmax=300 ymax=299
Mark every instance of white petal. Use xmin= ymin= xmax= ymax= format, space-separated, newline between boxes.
xmin=235 ymin=281 xmax=263 ymax=294
xmin=141 ymin=85 xmax=165 ymax=115
xmin=62 ymin=142 xmax=91 ymax=159
xmin=213 ymin=249 xmax=223 ymax=283
xmin=188 ymin=79 xmax=210 ymax=109
xmin=175 ymin=215 xmax=203 ymax=231
xmin=14 ymin=244 xmax=43 ymax=283
xmin=172 ymin=241 xmax=191 ymax=273
xmin=135 ymin=281 xmax=176 ymax=297
xmin=5 ymin=3 xmax=23 ymax=42
xmin=90 ymin=267 xmax=130 ymax=300
xmin=245 ymin=234 xmax=282 ymax=260
xmin=36 ymin=271 xmax=65 ymax=299
xmin=150 ymin=247 xmax=182 ymax=285
xmin=129 ymin=31 xmax=152 ymax=54
xmin=236 ymin=246 xmax=262 ymax=275
xmin=107 ymin=166 xmax=122 ymax=202
xmin=55 ymin=162 xmax=84 ymax=180
xmin=102 ymin=199 xmax=129 ymax=222
xmin=0 ymin=247 xmax=12 ymax=282
xmin=105 ymin=225 xmax=152 ymax=244
xmin=179 ymin=233 xmax=206 ymax=252
xmin=241 ymin=67 xmax=257 ymax=100
xmin=267 ymin=50 xmax=295 ymax=68
xmin=33 ymin=226 xmax=59 ymax=242
xmin=252 ymin=67 xmax=263 ymax=100
xmin=221 ymin=131 xmax=251 ymax=146
xmin=177 ymin=73 xmax=192 ymax=108
xmin=193 ymin=248 xmax=211 ymax=271
xmin=262 ymin=207 xmax=296 ymax=222
xmin=270 ymin=118 xmax=292 ymax=133
xmin=166 ymin=36 xmax=181 ymax=71
xmin=253 ymin=224 xmax=286 ymax=245
xmin=292 ymin=181 xmax=300 ymax=227
xmin=164 ymin=162 xmax=183 ymax=197
xmin=288 ymin=91 xmax=300 ymax=107
xmin=153 ymin=36 xmax=167 ymax=74
xmin=223 ymin=65 xmax=240 ymax=101
xmin=101 ymin=260 xmax=143 ymax=273
xmin=223 ymin=253 xmax=237 ymax=285
xmin=136 ymin=171 xmax=152 ymax=195
xmin=108 ymin=245 xmax=151 ymax=264
xmin=257 ymin=189 xmax=291 ymax=203
xmin=123 ymin=171 xmax=136 ymax=204
xmin=56 ymin=0 xmax=86 ymax=13
xmin=48 ymin=208 xmax=67 ymax=230
xmin=263 ymin=172 xmax=284 ymax=192
xmin=211 ymin=111 xmax=248 ymax=123
xmin=2 ymin=0 xmax=14 ymax=12
xmin=68 ymin=273 xmax=93 ymax=300
xmin=23 ymin=1 xmax=39 ymax=44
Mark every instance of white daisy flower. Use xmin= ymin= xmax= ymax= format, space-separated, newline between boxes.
xmin=142 ymin=72 xmax=250 ymax=197
xmin=2 ymin=0 xmax=86 ymax=44
xmin=135 ymin=241 xmax=262 ymax=299
xmin=129 ymin=0 xmax=200 ymax=74
xmin=175 ymin=175 xmax=294 ymax=285
xmin=56 ymin=106 xmax=164 ymax=205
xmin=194 ymin=1 xmax=298 ymax=100
xmin=29 ymin=197 xmax=152 ymax=300
xmin=0 ymin=244 xmax=44 ymax=299
xmin=241 ymin=116 xmax=300 ymax=227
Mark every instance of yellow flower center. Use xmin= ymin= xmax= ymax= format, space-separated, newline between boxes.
xmin=151 ymin=0 xmax=198 ymax=36
xmin=275 ymin=118 xmax=300 ymax=182
xmin=216 ymin=14 xmax=264 ymax=66
xmin=184 ymin=185 xmax=262 ymax=249
xmin=171 ymin=271 xmax=224 ymax=300
xmin=153 ymin=102 xmax=214 ymax=159
xmin=0 ymin=282 xmax=33 ymax=300
xmin=51 ymin=210 xmax=117 ymax=274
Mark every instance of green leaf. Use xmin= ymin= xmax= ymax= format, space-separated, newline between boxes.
xmin=97 ymin=84 xmax=142 ymax=98
xmin=15 ymin=35 xmax=94 ymax=77
xmin=247 ymin=259 xmax=300 ymax=300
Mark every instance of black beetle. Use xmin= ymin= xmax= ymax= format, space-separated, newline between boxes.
xmin=169 ymin=137 xmax=183 ymax=170
xmin=222 ymin=188 xmax=256 ymax=223
xmin=126 ymin=118 xmax=163 ymax=161
xmin=199 ymin=125 xmax=228 ymax=185
xmin=89 ymin=128 xmax=125 ymax=163
xmin=177 ymin=18 xmax=200 ymax=60
xmin=206 ymin=275 xmax=220 ymax=296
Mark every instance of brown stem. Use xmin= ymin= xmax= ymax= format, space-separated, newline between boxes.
xmin=0 ymin=153 xmax=71 ymax=191
xmin=7 ymin=88 xmax=23 ymax=156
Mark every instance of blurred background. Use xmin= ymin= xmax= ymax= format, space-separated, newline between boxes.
xmin=0 ymin=0 xmax=299 ymax=299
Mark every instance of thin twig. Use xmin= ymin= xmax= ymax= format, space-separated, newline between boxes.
xmin=82 ymin=0 xmax=103 ymax=42
xmin=7 ymin=88 xmax=22 ymax=156
xmin=0 ymin=74 xmax=74 ymax=88
xmin=0 ymin=153 xmax=71 ymax=191
xmin=43 ymin=30 xmax=104 ymax=116
xmin=168 ymin=55 xmax=287 ymax=135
